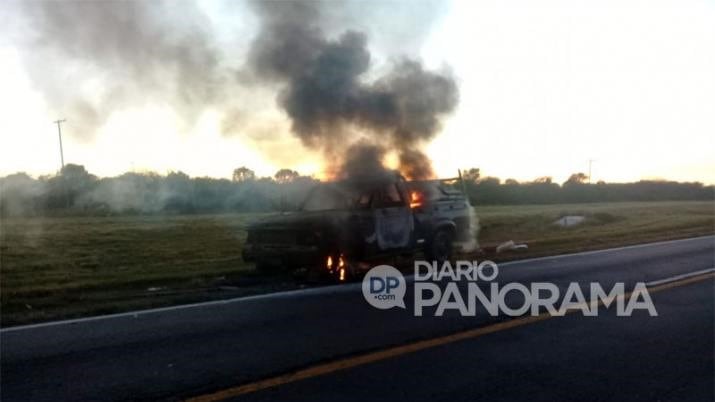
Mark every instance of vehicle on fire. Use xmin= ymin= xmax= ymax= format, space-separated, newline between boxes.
xmin=242 ymin=172 xmax=474 ymax=280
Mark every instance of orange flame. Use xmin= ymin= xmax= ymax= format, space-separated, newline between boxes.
xmin=410 ymin=191 xmax=422 ymax=209
xmin=338 ymin=254 xmax=346 ymax=281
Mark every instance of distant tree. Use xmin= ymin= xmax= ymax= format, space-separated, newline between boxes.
xmin=232 ymin=167 xmax=255 ymax=182
xmin=163 ymin=171 xmax=194 ymax=213
xmin=478 ymin=176 xmax=501 ymax=185
xmin=564 ymin=172 xmax=588 ymax=185
xmin=274 ymin=169 xmax=299 ymax=184
xmin=166 ymin=171 xmax=190 ymax=181
xmin=533 ymin=176 xmax=553 ymax=184
xmin=55 ymin=164 xmax=97 ymax=207
xmin=0 ymin=172 xmax=46 ymax=216
xmin=462 ymin=168 xmax=480 ymax=183
xmin=3 ymin=171 xmax=33 ymax=182
xmin=257 ymin=176 xmax=275 ymax=183
xmin=505 ymin=178 xmax=519 ymax=185
xmin=60 ymin=164 xmax=91 ymax=178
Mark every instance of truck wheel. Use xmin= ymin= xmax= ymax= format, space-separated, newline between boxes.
xmin=427 ymin=229 xmax=453 ymax=263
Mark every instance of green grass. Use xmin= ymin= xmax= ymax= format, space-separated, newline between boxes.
xmin=473 ymin=201 xmax=714 ymax=261
xmin=1 ymin=201 xmax=713 ymax=326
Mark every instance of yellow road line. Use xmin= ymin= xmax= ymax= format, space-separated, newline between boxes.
xmin=186 ymin=272 xmax=715 ymax=402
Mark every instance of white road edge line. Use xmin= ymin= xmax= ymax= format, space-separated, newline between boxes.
xmin=1 ymin=235 xmax=713 ymax=333
xmin=498 ymin=234 xmax=714 ymax=266
xmin=645 ymin=267 xmax=715 ymax=287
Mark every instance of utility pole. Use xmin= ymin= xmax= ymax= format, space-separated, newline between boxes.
xmin=588 ymin=159 xmax=595 ymax=184
xmin=53 ymin=119 xmax=66 ymax=171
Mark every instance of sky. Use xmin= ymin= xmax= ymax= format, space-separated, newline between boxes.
xmin=1 ymin=0 xmax=713 ymax=184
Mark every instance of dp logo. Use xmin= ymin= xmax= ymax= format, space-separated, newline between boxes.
xmin=362 ymin=265 xmax=406 ymax=309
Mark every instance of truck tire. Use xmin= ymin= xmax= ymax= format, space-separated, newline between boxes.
xmin=426 ymin=228 xmax=453 ymax=263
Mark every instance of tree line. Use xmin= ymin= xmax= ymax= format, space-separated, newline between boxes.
xmin=0 ymin=165 xmax=712 ymax=217
xmin=0 ymin=165 xmax=318 ymax=217
xmin=460 ymin=168 xmax=713 ymax=205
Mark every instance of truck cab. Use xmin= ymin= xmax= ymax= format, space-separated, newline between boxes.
xmin=242 ymin=172 xmax=473 ymax=280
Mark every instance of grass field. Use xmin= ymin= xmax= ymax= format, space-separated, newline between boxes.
xmin=1 ymin=201 xmax=713 ymax=326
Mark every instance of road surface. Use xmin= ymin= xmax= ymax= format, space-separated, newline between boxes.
xmin=1 ymin=236 xmax=713 ymax=402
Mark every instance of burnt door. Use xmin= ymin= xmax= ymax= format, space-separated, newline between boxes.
xmin=373 ymin=183 xmax=413 ymax=250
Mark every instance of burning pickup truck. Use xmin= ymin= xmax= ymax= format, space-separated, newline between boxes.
xmin=242 ymin=172 xmax=475 ymax=280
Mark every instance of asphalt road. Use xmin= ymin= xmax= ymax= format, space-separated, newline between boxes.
xmin=1 ymin=236 xmax=713 ymax=402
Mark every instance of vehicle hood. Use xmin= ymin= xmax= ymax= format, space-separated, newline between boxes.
xmin=247 ymin=210 xmax=352 ymax=231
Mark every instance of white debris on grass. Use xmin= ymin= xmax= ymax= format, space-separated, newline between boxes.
xmin=554 ymin=215 xmax=586 ymax=227
xmin=496 ymin=240 xmax=529 ymax=253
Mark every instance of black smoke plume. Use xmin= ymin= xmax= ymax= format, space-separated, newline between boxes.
xmin=248 ymin=1 xmax=458 ymax=179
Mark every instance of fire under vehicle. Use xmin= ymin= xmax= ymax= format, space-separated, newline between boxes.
xmin=242 ymin=172 xmax=474 ymax=281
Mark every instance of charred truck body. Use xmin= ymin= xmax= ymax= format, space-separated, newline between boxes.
xmin=242 ymin=172 xmax=473 ymax=280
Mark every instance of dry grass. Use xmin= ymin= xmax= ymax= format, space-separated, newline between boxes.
xmin=1 ymin=201 xmax=712 ymax=326
xmin=474 ymin=201 xmax=714 ymax=260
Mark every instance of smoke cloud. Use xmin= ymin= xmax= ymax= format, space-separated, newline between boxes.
xmin=14 ymin=0 xmax=228 ymax=139
xmin=248 ymin=1 xmax=458 ymax=179
xmin=10 ymin=0 xmax=457 ymax=178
